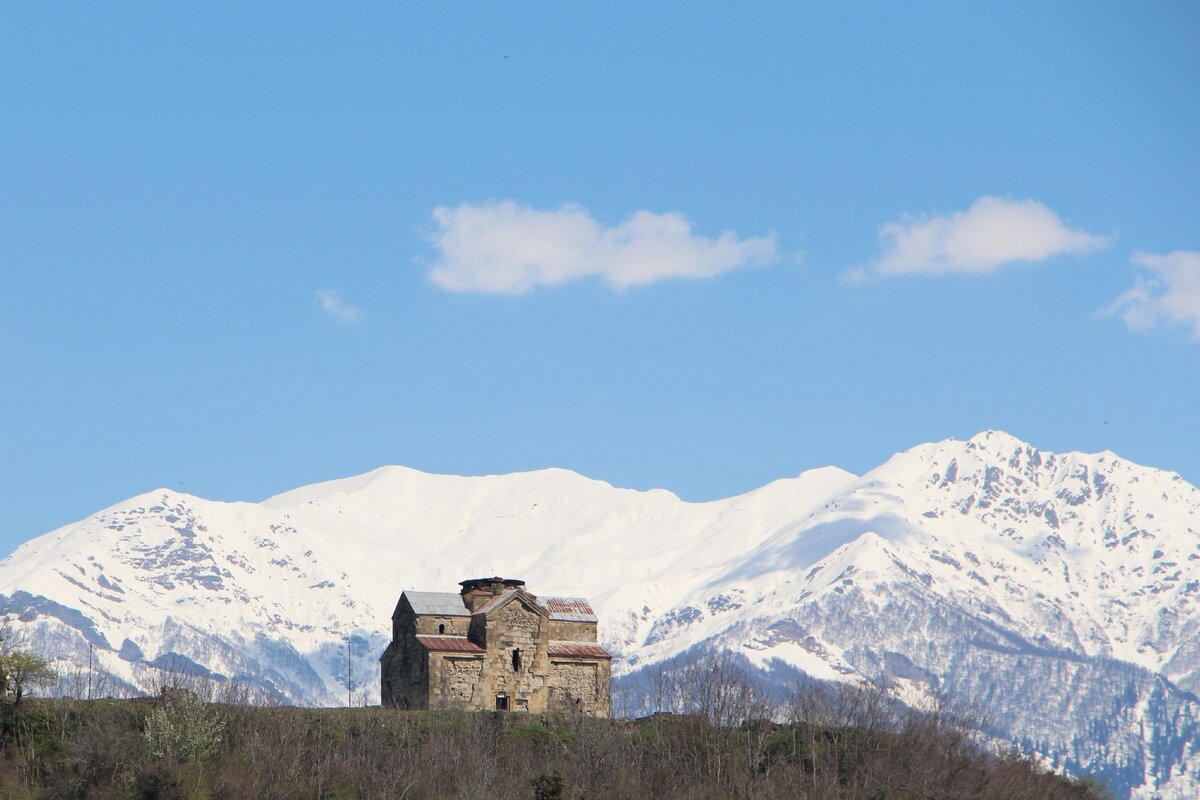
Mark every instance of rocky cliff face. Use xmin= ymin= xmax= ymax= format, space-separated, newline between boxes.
xmin=2 ymin=431 xmax=1198 ymax=798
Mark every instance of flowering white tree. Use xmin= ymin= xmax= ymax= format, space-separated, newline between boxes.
xmin=143 ymin=689 xmax=226 ymax=763
xmin=0 ymin=624 xmax=57 ymax=704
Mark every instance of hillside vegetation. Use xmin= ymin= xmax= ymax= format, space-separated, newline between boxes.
xmin=0 ymin=689 xmax=1105 ymax=800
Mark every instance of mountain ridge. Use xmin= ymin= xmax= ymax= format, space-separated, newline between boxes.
xmin=1 ymin=430 xmax=1198 ymax=798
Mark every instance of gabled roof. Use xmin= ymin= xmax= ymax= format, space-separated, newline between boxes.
xmin=416 ymin=635 xmax=484 ymax=654
xmin=402 ymin=591 xmax=470 ymax=617
xmin=538 ymin=596 xmax=597 ymax=622
xmin=397 ymin=588 xmax=597 ymax=621
xmin=475 ymin=588 xmax=549 ymax=618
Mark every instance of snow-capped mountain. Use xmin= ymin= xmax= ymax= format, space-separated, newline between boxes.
xmin=2 ymin=431 xmax=1198 ymax=798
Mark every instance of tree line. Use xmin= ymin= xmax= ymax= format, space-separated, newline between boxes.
xmin=0 ymin=646 xmax=1108 ymax=799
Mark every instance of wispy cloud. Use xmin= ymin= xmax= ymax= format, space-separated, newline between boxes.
xmin=848 ymin=196 xmax=1108 ymax=282
xmin=1107 ymin=251 xmax=1200 ymax=338
xmin=424 ymin=201 xmax=778 ymax=294
xmin=314 ymin=288 xmax=364 ymax=325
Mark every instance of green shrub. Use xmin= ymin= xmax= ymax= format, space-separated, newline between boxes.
xmin=531 ymin=770 xmax=564 ymax=800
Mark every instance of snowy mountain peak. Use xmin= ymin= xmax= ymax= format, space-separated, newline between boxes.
xmin=1 ymin=434 xmax=1198 ymax=798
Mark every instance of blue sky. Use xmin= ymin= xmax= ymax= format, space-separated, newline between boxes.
xmin=2 ymin=2 xmax=1198 ymax=555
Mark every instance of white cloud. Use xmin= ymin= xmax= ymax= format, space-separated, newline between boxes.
xmin=1107 ymin=251 xmax=1200 ymax=338
xmin=314 ymin=288 xmax=364 ymax=325
xmin=855 ymin=196 xmax=1108 ymax=280
xmin=424 ymin=201 xmax=778 ymax=294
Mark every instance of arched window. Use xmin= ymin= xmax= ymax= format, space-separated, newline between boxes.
xmin=512 ymin=648 xmax=521 ymax=672
xmin=438 ymin=623 xmax=445 ymax=634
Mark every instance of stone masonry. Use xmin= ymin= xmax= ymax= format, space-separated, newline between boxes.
xmin=379 ymin=577 xmax=612 ymax=716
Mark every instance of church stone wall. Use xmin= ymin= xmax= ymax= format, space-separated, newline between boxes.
xmin=548 ymin=619 xmax=597 ymax=642
xmin=475 ymin=599 xmax=551 ymax=712
xmin=433 ymin=655 xmax=483 ymax=708
xmin=416 ymin=615 xmax=469 ymax=636
xmin=549 ymin=660 xmax=611 ymax=716
xmin=381 ymin=610 xmax=427 ymax=709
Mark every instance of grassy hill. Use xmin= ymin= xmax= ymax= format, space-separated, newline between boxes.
xmin=0 ymin=691 xmax=1105 ymax=800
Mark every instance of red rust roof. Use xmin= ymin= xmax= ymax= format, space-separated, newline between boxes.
xmin=416 ymin=635 xmax=484 ymax=654
xmin=548 ymin=641 xmax=611 ymax=659
xmin=538 ymin=596 xmax=598 ymax=622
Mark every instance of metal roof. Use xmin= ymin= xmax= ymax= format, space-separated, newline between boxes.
xmin=539 ymin=596 xmax=597 ymax=622
xmin=416 ymin=635 xmax=484 ymax=654
xmin=548 ymin=641 xmax=611 ymax=659
xmin=403 ymin=591 xmax=470 ymax=617
xmin=402 ymin=589 xmax=597 ymax=621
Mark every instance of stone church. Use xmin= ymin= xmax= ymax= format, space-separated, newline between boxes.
xmin=380 ymin=577 xmax=612 ymax=716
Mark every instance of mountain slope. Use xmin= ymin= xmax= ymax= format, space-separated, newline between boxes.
xmin=1 ymin=431 xmax=1198 ymax=798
